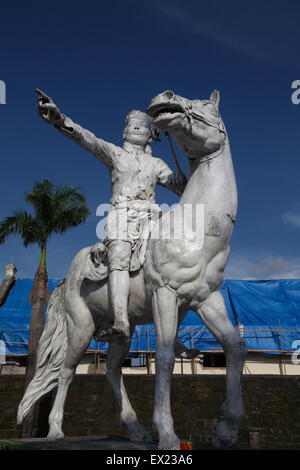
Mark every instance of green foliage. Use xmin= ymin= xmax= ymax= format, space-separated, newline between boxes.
xmin=0 ymin=441 xmax=36 ymax=450
xmin=0 ymin=178 xmax=90 ymax=254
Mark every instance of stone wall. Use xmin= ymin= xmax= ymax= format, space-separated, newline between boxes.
xmin=1 ymin=375 xmax=300 ymax=449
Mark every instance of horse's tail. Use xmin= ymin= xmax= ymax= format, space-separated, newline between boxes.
xmin=17 ymin=279 xmax=67 ymax=425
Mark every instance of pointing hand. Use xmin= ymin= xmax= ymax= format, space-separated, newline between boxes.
xmin=36 ymin=88 xmax=64 ymax=126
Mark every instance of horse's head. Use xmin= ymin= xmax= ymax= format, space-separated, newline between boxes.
xmin=147 ymin=90 xmax=226 ymax=160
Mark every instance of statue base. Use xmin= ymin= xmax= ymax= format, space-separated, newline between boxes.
xmin=2 ymin=435 xmax=211 ymax=450
xmin=2 ymin=436 xmax=158 ymax=450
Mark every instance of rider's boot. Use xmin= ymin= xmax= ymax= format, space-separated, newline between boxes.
xmin=95 ymin=269 xmax=131 ymax=342
xmin=109 ymin=269 xmax=130 ymax=340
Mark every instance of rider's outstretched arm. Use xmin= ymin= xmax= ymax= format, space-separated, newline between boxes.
xmin=36 ymin=89 xmax=117 ymax=169
xmin=56 ymin=115 xmax=117 ymax=169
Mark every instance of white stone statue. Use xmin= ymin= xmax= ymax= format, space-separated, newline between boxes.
xmin=35 ymin=91 xmax=186 ymax=341
xmin=17 ymin=89 xmax=247 ymax=450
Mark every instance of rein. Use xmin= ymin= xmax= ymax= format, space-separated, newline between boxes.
xmin=165 ymin=109 xmax=227 ymax=170
xmin=190 ymin=140 xmax=227 ymax=165
xmin=164 ymin=131 xmax=185 ymax=176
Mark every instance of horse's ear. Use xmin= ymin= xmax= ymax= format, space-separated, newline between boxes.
xmin=210 ymin=89 xmax=220 ymax=109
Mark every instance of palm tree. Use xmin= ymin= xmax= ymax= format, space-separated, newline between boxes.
xmin=0 ymin=178 xmax=90 ymax=437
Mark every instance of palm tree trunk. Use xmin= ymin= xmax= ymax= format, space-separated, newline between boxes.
xmin=21 ymin=244 xmax=50 ymax=438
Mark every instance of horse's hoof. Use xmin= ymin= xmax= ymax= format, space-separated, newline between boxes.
xmin=129 ymin=425 xmax=153 ymax=444
xmin=212 ymin=419 xmax=239 ymax=449
xmin=47 ymin=431 xmax=64 ymax=441
xmin=158 ymin=433 xmax=180 ymax=450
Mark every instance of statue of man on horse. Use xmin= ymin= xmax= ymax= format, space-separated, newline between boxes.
xmin=18 ymin=89 xmax=247 ymax=450
xmin=36 ymin=90 xmax=187 ymax=340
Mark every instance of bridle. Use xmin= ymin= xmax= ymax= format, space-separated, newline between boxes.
xmin=184 ymin=102 xmax=226 ymax=136
xmin=165 ymin=103 xmax=227 ymax=168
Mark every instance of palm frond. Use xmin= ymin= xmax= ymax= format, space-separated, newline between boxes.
xmin=1 ymin=179 xmax=90 ymax=254
xmin=0 ymin=210 xmax=42 ymax=247
xmin=25 ymin=179 xmax=55 ymax=226
xmin=48 ymin=184 xmax=90 ymax=237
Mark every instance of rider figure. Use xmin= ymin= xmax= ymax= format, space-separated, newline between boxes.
xmin=37 ymin=91 xmax=187 ymax=340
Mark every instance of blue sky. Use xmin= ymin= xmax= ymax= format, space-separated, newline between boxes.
xmin=0 ymin=0 xmax=300 ymax=281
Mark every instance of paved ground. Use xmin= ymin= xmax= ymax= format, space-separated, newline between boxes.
xmin=1 ymin=436 xmax=212 ymax=450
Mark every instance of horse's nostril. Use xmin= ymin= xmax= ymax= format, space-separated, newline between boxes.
xmin=163 ymin=90 xmax=174 ymax=101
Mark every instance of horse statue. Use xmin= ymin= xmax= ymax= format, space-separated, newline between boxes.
xmin=17 ymin=89 xmax=247 ymax=450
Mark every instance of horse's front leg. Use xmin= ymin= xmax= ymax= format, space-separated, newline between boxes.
xmin=152 ymin=287 xmax=180 ymax=450
xmin=196 ymin=290 xmax=247 ymax=448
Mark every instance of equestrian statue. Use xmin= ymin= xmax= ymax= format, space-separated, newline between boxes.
xmin=17 ymin=88 xmax=247 ymax=450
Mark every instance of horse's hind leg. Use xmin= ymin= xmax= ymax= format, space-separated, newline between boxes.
xmin=47 ymin=304 xmax=95 ymax=440
xmin=106 ymin=336 xmax=153 ymax=443
xmin=195 ymin=290 xmax=247 ymax=448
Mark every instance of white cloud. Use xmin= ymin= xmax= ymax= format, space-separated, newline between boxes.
xmin=282 ymin=212 xmax=300 ymax=228
xmin=225 ymin=254 xmax=300 ymax=280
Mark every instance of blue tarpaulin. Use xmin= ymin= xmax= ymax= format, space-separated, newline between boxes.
xmin=0 ymin=279 xmax=61 ymax=356
xmin=1 ymin=278 xmax=300 ymax=356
